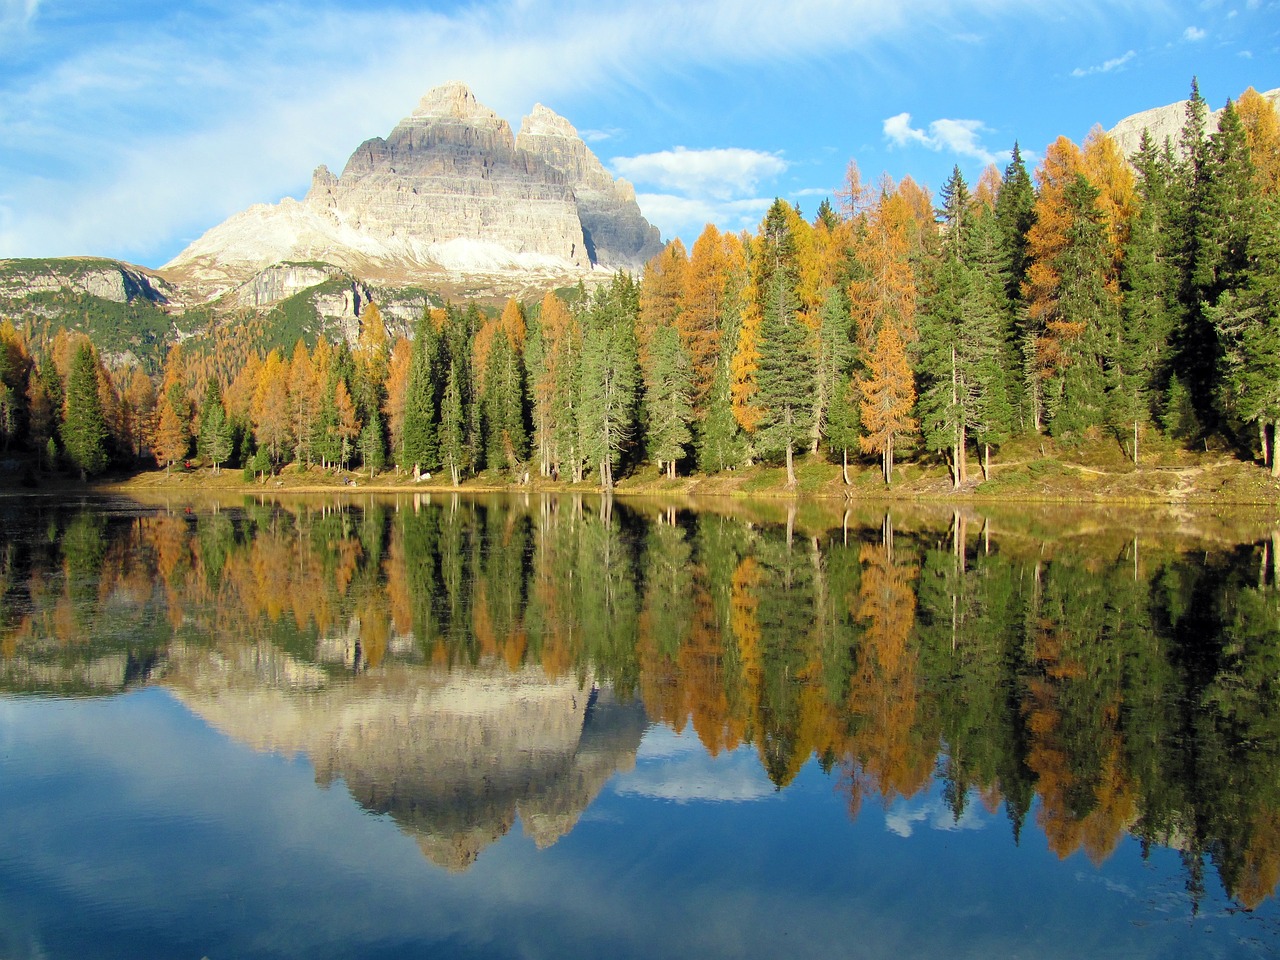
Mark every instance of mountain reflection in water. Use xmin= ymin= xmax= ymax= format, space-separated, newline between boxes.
xmin=1 ymin=492 xmax=1279 ymax=915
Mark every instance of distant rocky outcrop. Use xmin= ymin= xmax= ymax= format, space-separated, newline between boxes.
xmin=162 ymin=82 xmax=663 ymax=302
xmin=0 ymin=257 xmax=174 ymax=306
xmin=1108 ymin=87 xmax=1280 ymax=158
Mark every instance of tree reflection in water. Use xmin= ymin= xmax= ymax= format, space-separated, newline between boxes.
xmin=1 ymin=493 xmax=1279 ymax=908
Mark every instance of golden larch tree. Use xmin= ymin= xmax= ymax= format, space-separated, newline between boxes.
xmin=638 ymin=239 xmax=689 ymax=382
xmin=1237 ymin=86 xmax=1280 ymax=195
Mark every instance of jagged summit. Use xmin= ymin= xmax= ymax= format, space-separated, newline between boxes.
xmin=411 ymin=80 xmax=501 ymax=121
xmin=161 ymin=83 xmax=662 ymax=303
xmin=521 ymin=103 xmax=580 ymax=139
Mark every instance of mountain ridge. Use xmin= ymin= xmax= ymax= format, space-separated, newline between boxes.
xmin=161 ymin=81 xmax=662 ymax=304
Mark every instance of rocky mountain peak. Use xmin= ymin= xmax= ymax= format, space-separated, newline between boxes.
xmin=162 ymin=83 xmax=663 ymax=302
xmin=520 ymin=103 xmax=579 ymax=140
xmin=411 ymin=80 xmax=499 ymax=122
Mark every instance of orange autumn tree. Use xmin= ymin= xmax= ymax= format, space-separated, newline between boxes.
xmin=1237 ymin=86 xmax=1280 ymax=195
xmin=681 ymin=225 xmax=742 ymax=413
xmin=383 ymin=335 xmax=412 ymax=465
xmin=637 ymin=239 xmax=688 ymax=383
xmin=251 ymin=349 xmax=292 ymax=464
xmin=851 ymin=185 xmax=920 ymax=484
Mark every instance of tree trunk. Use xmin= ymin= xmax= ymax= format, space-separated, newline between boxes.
xmin=1271 ymin=422 xmax=1280 ymax=477
xmin=1133 ymin=419 xmax=1140 ymax=466
xmin=785 ymin=440 xmax=795 ymax=487
xmin=841 ymin=447 xmax=849 ymax=486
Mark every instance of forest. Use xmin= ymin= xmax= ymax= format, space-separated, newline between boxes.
xmin=0 ymin=82 xmax=1278 ymax=490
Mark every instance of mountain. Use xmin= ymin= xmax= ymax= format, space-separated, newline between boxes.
xmin=1108 ymin=87 xmax=1280 ymax=158
xmin=161 ymin=81 xmax=663 ymax=303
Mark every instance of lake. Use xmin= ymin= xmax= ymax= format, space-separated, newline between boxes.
xmin=0 ymin=492 xmax=1278 ymax=959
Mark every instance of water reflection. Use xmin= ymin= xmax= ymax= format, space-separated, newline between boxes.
xmin=1 ymin=493 xmax=1279 ymax=911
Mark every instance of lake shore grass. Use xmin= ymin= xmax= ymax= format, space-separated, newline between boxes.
xmin=8 ymin=432 xmax=1272 ymax=509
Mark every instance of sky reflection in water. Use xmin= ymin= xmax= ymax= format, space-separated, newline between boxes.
xmin=0 ymin=494 xmax=1278 ymax=958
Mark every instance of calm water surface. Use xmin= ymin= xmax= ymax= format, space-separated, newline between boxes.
xmin=1 ymin=493 xmax=1278 ymax=959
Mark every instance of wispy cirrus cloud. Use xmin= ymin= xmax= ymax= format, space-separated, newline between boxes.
xmin=1183 ymin=25 xmax=1206 ymax=41
xmin=882 ymin=113 xmax=1003 ymax=165
xmin=0 ymin=0 xmax=1177 ymax=265
xmin=1071 ymin=49 xmax=1137 ymax=77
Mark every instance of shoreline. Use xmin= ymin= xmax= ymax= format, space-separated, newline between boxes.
xmin=5 ymin=449 xmax=1278 ymax=512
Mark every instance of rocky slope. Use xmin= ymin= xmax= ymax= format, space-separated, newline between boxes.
xmin=162 ymin=82 xmax=662 ymax=303
xmin=1108 ymin=87 xmax=1280 ymax=157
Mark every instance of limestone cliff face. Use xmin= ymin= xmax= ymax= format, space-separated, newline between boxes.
xmin=516 ymin=104 xmax=663 ymax=269
xmin=162 ymin=642 xmax=647 ymax=870
xmin=1108 ymin=87 xmax=1280 ymax=158
xmin=162 ymin=82 xmax=662 ymax=301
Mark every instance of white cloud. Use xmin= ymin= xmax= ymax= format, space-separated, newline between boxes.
xmin=882 ymin=113 xmax=1001 ymax=165
xmin=634 ymin=193 xmax=773 ymax=244
xmin=884 ymin=795 xmax=991 ymax=838
xmin=617 ymin=727 xmax=778 ymax=803
xmin=1183 ymin=25 xmax=1207 ymax=40
xmin=613 ymin=146 xmax=787 ymax=201
xmin=1071 ymin=49 xmax=1137 ymax=77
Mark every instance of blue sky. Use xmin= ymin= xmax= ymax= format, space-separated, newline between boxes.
xmin=0 ymin=0 xmax=1275 ymax=269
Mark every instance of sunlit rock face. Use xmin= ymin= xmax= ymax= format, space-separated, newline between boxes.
xmin=515 ymin=104 xmax=663 ymax=269
xmin=161 ymin=82 xmax=662 ymax=301
xmin=1108 ymin=87 xmax=1280 ymax=158
xmin=161 ymin=641 xmax=646 ymax=870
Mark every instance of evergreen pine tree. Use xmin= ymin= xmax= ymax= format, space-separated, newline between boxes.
xmin=401 ymin=314 xmax=439 ymax=473
xmin=749 ymin=199 xmax=816 ymax=486
xmin=1209 ymin=194 xmax=1280 ymax=469
xmin=440 ymin=360 xmax=466 ymax=485
xmin=645 ymin=324 xmax=694 ymax=477
xmin=578 ymin=274 xmax=640 ymax=490
xmin=481 ymin=329 xmax=527 ymax=473
xmin=197 ymin=379 xmax=233 ymax=473
xmin=359 ymin=409 xmax=386 ymax=478
xmin=823 ymin=371 xmax=860 ymax=483
xmin=1113 ymin=131 xmax=1179 ymax=461
xmin=813 ymin=285 xmax=854 ymax=455
xmin=62 ymin=342 xmax=108 ymax=479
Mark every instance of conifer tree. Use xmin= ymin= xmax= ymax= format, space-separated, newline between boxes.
xmin=578 ymin=274 xmax=640 ymax=490
xmin=1114 ymin=131 xmax=1179 ymax=461
xmin=401 ymin=314 xmax=439 ymax=473
xmin=197 ymin=378 xmax=232 ymax=473
xmin=747 ymin=199 xmax=816 ymax=486
xmin=359 ymin=409 xmax=386 ymax=478
xmin=859 ymin=320 xmax=916 ymax=484
xmin=813 ymin=285 xmax=854 ymax=455
xmin=440 ymin=360 xmax=466 ymax=485
xmin=823 ymin=371 xmax=860 ymax=484
xmin=645 ymin=324 xmax=694 ymax=478
xmin=1210 ymin=194 xmax=1280 ymax=469
xmin=481 ymin=327 xmax=527 ymax=473
xmin=995 ymin=143 xmax=1036 ymax=301
xmin=251 ymin=349 xmax=291 ymax=466
xmin=62 ymin=342 xmax=109 ymax=478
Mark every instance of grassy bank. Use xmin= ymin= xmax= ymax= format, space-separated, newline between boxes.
xmin=21 ymin=433 xmax=1266 ymax=509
